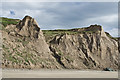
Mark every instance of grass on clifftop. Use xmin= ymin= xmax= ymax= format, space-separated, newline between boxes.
xmin=0 ymin=17 xmax=20 ymax=28
xmin=43 ymin=29 xmax=119 ymax=42
xmin=42 ymin=30 xmax=79 ymax=42
xmin=43 ymin=29 xmax=96 ymax=36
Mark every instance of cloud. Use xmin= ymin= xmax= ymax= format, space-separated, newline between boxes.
xmin=1 ymin=2 xmax=118 ymax=37
xmin=1 ymin=0 xmax=119 ymax=2
xmin=106 ymin=28 xmax=118 ymax=37
xmin=85 ymin=14 xmax=117 ymax=23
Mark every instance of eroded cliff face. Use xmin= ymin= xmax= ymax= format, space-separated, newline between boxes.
xmin=49 ymin=25 xmax=118 ymax=70
xmin=2 ymin=16 xmax=61 ymax=69
xmin=1 ymin=16 xmax=119 ymax=70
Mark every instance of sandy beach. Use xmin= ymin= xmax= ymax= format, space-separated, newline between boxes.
xmin=2 ymin=69 xmax=118 ymax=78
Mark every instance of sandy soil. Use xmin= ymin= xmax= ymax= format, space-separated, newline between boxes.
xmin=2 ymin=69 xmax=118 ymax=78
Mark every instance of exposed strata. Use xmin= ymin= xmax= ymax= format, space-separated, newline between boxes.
xmin=1 ymin=16 xmax=119 ymax=70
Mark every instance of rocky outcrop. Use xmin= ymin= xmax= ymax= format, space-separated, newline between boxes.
xmin=2 ymin=16 xmax=119 ymax=70
xmin=15 ymin=16 xmax=40 ymax=39
xmin=2 ymin=16 xmax=61 ymax=69
xmin=49 ymin=25 xmax=118 ymax=70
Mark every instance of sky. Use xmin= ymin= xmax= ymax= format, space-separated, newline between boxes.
xmin=1 ymin=2 xmax=118 ymax=37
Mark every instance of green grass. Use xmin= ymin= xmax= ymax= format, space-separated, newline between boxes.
xmin=2 ymin=44 xmax=9 ymax=50
xmin=0 ymin=17 xmax=20 ymax=28
xmin=43 ymin=29 xmax=97 ymax=42
xmin=3 ymin=38 xmax=6 ymax=40
xmin=29 ymin=58 xmax=35 ymax=64
xmin=8 ymin=55 xmax=18 ymax=63
xmin=43 ymin=28 xmax=97 ymax=36
xmin=16 ymin=38 xmax=22 ymax=42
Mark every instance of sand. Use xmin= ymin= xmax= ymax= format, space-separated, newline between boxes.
xmin=2 ymin=69 xmax=118 ymax=78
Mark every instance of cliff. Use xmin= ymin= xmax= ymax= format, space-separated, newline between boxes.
xmin=1 ymin=16 xmax=119 ymax=70
xmin=49 ymin=25 xmax=118 ymax=69
xmin=2 ymin=16 xmax=61 ymax=69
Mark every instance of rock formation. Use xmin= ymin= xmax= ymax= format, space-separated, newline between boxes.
xmin=2 ymin=16 xmax=61 ymax=69
xmin=49 ymin=25 xmax=118 ymax=70
xmin=1 ymin=16 xmax=119 ymax=70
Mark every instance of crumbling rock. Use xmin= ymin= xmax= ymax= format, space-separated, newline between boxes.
xmin=2 ymin=16 xmax=119 ymax=70
xmin=2 ymin=16 xmax=61 ymax=69
xmin=49 ymin=26 xmax=118 ymax=70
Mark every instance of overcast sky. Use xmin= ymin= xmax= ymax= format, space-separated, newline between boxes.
xmin=1 ymin=2 xmax=118 ymax=37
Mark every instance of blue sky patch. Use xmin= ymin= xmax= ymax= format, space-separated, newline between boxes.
xmin=10 ymin=11 xmax=15 ymax=15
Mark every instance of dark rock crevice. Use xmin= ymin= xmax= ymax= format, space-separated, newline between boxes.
xmin=49 ymin=45 xmax=66 ymax=68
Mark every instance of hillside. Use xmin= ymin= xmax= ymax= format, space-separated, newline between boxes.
xmin=1 ymin=16 xmax=119 ymax=70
